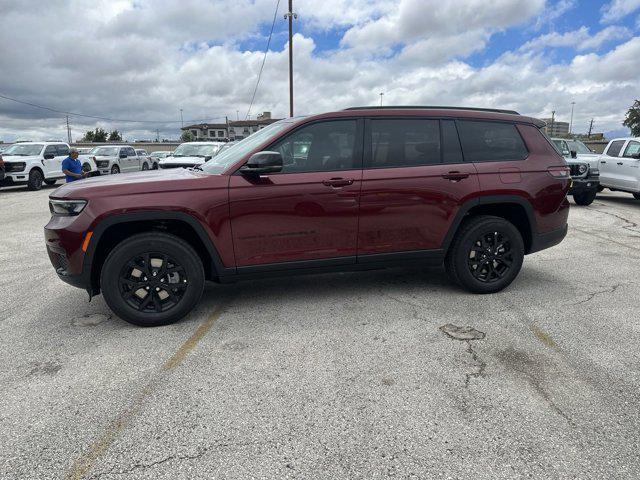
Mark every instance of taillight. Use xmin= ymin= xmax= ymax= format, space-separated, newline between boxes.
xmin=547 ymin=166 xmax=570 ymax=178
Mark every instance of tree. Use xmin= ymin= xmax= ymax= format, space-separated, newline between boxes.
xmin=181 ymin=130 xmax=195 ymax=142
xmin=623 ymin=100 xmax=640 ymax=136
xmin=108 ymin=130 xmax=122 ymax=141
xmin=82 ymin=127 xmax=108 ymax=142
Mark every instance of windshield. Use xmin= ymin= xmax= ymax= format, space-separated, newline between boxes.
xmin=551 ymin=139 xmax=568 ymax=155
xmin=202 ymin=121 xmax=293 ymax=173
xmin=172 ymin=143 xmax=221 ymax=157
xmin=89 ymin=147 xmax=119 ymax=156
xmin=567 ymin=140 xmax=592 ymax=154
xmin=4 ymin=144 xmax=44 ymax=156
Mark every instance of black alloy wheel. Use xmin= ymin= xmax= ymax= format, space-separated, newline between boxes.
xmin=101 ymin=233 xmax=205 ymax=326
xmin=445 ymin=215 xmax=524 ymax=294
xmin=118 ymin=253 xmax=188 ymax=313
xmin=467 ymin=231 xmax=514 ymax=283
xmin=27 ymin=169 xmax=44 ymax=190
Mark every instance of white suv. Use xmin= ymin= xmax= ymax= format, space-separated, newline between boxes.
xmin=0 ymin=142 xmax=97 ymax=190
xmin=597 ymin=137 xmax=640 ymax=199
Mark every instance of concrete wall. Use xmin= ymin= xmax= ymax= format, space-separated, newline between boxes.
xmin=72 ymin=142 xmax=180 ymax=153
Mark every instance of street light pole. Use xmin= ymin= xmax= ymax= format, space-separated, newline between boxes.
xmin=569 ymin=101 xmax=575 ymax=134
xmin=180 ymin=109 xmax=184 ymax=128
xmin=285 ymin=0 xmax=297 ymax=117
xmin=379 ymin=92 xmax=384 ymax=107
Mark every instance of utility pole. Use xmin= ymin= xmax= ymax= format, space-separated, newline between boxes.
xmin=550 ymin=110 xmax=555 ymax=136
xmin=284 ymin=0 xmax=297 ymax=117
xmin=236 ymin=110 xmax=239 ymax=121
xmin=180 ymin=108 xmax=184 ymax=128
xmin=226 ymin=116 xmax=230 ymax=141
xmin=66 ymin=115 xmax=72 ymax=143
xmin=379 ymin=92 xmax=384 ymax=107
xmin=587 ymin=118 xmax=594 ymax=138
xmin=569 ymin=101 xmax=575 ymax=134
xmin=156 ymin=128 xmax=160 ymax=142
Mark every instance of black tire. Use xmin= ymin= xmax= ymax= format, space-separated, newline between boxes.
xmin=142 ymin=162 xmax=149 ymax=171
xmin=573 ymin=190 xmax=597 ymax=206
xmin=27 ymin=169 xmax=44 ymax=191
xmin=44 ymin=179 xmax=57 ymax=186
xmin=633 ymin=193 xmax=640 ymax=200
xmin=152 ymin=162 xmax=158 ymax=170
xmin=597 ymin=185 xmax=605 ymax=192
xmin=82 ymin=163 xmax=92 ymax=173
xmin=100 ymin=233 xmax=205 ymax=327
xmin=111 ymin=165 xmax=120 ymax=174
xmin=445 ymin=215 xmax=524 ymax=294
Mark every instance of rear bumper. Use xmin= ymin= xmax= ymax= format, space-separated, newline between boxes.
xmin=529 ymin=224 xmax=568 ymax=254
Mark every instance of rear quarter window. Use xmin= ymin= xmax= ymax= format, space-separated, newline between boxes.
xmin=457 ymin=120 xmax=528 ymax=162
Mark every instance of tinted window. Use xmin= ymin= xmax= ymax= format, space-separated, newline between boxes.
xmin=270 ymin=120 xmax=357 ymax=173
xmin=43 ymin=145 xmax=57 ymax=156
xmin=127 ymin=147 xmax=136 ymax=156
xmin=367 ymin=119 xmax=440 ymax=168
xmin=623 ymin=141 xmax=640 ymax=158
xmin=606 ymin=140 xmax=625 ymax=157
xmin=56 ymin=144 xmax=70 ymax=156
xmin=441 ymin=120 xmax=463 ymax=163
xmin=457 ymin=121 xmax=528 ymax=162
xmin=552 ymin=139 xmax=569 ymax=156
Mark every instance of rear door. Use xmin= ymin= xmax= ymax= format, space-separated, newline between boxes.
xmin=358 ymin=117 xmax=479 ymax=258
xmin=619 ymin=140 xmax=640 ymax=191
xmin=599 ymin=140 xmax=626 ymax=188
xmin=229 ymin=119 xmax=363 ymax=269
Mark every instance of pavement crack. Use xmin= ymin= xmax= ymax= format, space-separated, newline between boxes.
xmin=464 ymin=340 xmax=487 ymax=388
xmin=570 ymin=284 xmax=622 ymax=305
xmin=440 ymin=324 xmax=486 ymax=388
xmin=589 ymin=207 xmax=640 ymax=234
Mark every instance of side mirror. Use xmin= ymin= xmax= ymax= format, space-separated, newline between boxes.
xmin=44 ymin=153 xmax=55 ymax=160
xmin=570 ymin=150 xmax=577 ymax=159
xmin=239 ymin=151 xmax=283 ymax=175
xmin=119 ymin=153 xmax=127 ymax=159
xmin=204 ymin=155 xmax=212 ymax=161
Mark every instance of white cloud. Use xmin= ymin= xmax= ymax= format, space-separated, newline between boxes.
xmin=601 ymin=0 xmax=640 ymax=23
xmin=521 ymin=26 xmax=632 ymax=51
xmin=0 ymin=0 xmax=637 ymax=142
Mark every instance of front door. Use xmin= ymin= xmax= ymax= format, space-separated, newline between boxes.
xmin=229 ymin=119 xmax=363 ymax=269
xmin=358 ymin=118 xmax=479 ymax=257
xmin=599 ymin=139 xmax=626 ymax=188
xmin=619 ymin=140 xmax=640 ymax=191
xmin=55 ymin=144 xmax=70 ymax=176
xmin=42 ymin=145 xmax=59 ymax=177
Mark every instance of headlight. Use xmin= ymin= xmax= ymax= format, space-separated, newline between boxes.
xmin=578 ymin=164 xmax=587 ymax=174
xmin=49 ymin=199 xmax=87 ymax=216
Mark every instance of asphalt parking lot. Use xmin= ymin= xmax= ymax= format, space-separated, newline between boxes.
xmin=1 ymin=183 xmax=639 ymax=479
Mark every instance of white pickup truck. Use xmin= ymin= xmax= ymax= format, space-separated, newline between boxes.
xmin=0 ymin=142 xmax=97 ymax=190
xmin=597 ymin=137 xmax=640 ymax=199
xmin=83 ymin=145 xmax=151 ymax=175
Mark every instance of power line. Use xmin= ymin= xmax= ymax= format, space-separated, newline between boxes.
xmin=0 ymin=92 xmax=225 ymax=125
xmin=245 ymin=0 xmax=281 ymax=120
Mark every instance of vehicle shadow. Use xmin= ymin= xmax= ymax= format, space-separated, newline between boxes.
xmin=594 ymin=194 xmax=640 ymax=207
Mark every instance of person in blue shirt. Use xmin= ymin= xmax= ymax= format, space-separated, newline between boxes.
xmin=61 ymin=148 xmax=87 ymax=183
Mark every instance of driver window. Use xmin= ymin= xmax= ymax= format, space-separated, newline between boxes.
xmin=269 ymin=120 xmax=357 ymax=173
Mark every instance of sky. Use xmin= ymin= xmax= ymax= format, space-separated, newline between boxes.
xmin=1 ymin=0 xmax=639 ymax=142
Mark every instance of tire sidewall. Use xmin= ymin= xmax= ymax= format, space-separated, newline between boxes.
xmin=101 ymin=235 xmax=205 ymax=326
xmin=111 ymin=165 xmax=120 ymax=174
xmin=28 ymin=169 xmax=43 ymax=190
xmin=453 ymin=219 xmax=524 ymax=294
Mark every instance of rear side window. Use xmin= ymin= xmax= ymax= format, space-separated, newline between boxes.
xmin=441 ymin=120 xmax=463 ymax=163
xmin=367 ymin=119 xmax=440 ymax=168
xmin=622 ymin=141 xmax=639 ymax=158
xmin=457 ymin=121 xmax=528 ymax=162
xmin=56 ymin=144 xmax=70 ymax=156
xmin=605 ymin=140 xmax=625 ymax=157
xmin=43 ymin=145 xmax=57 ymax=157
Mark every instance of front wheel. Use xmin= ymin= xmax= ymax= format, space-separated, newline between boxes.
xmin=141 ymin=162 xmax=149 ymax=171
xmin=445 ymin=216 xmax=524 ymax=294
xmin=111 ymin=165 xmax=120 ymax=174
xmin=152 ymin=162 xmax=158 ymax=170
xmin=573 ymin=190 xmax=597 ymax=206
xmin=100 ymin=233 xmax=205 ymax=326
xmin=27 ymin=169 xmax=44 ymax=191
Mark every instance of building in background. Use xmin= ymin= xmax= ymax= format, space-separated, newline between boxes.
xmin=540 ymin=118 xmax=570 ymax=137
xmin=181 ymin=112 xmax=280 ymax=141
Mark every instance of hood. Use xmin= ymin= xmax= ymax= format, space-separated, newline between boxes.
xmin=160 ymin=156 xmax=205 ymax=164
xmin=2 ymin=155 xmax=40 ymax=162
xmin=51 ymin=167 xmax=226 ymax=199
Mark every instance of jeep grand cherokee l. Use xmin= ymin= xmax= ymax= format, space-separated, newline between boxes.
xmin=45 ymin=107 xmax=570 ymax=327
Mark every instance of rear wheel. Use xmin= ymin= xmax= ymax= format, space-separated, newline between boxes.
xmin=573 ymin=190 xmax=597 ymax=206
xmin=111 ymin=165 xmax=120 ymax=174
xmin=142 ymin=162 xmax=149 ymax=171
xmin=152 ymin=162 xmax=158 ymax=170
xmin=445 ymin=215 xmax=524 ymax=294
xmin=100 ymin=233 xmax=205 ymax=326
xmin=27 ymin=169 xmax=44 ymax=191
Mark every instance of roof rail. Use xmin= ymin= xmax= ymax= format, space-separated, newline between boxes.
xmin=343 ymin=106 xmax=520 ymax=115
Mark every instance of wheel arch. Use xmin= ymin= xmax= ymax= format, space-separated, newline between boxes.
xmin=443 ymin=195 xmax=536 ymax=254
xmin=84 ymin=211 xmax=228 ymax=294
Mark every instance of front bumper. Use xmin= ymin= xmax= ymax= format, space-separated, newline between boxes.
xmin=1 ymin=173 xmax=29 ymax=185
xmin=568 ymin=177 xmax=599 ymax=195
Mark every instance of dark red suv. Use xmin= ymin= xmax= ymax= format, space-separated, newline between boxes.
xmin=45 ymin=107 xmax=570 ymax=326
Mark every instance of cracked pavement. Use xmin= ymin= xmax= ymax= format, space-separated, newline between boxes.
xmin=1 ymin=186 xmax=640 ymax=479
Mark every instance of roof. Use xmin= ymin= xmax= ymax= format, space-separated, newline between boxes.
xmin=345 ymin=106 xmax=520 ymax=115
